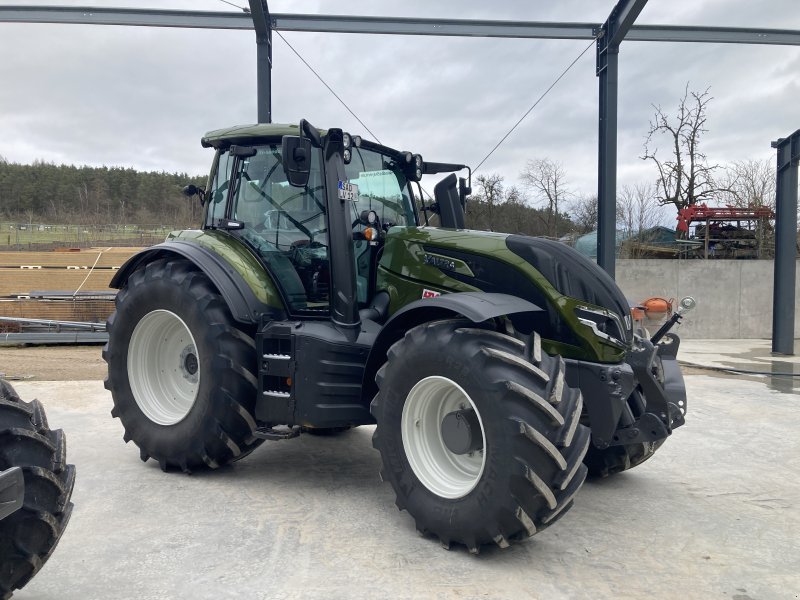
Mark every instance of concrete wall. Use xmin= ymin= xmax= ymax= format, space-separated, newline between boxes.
xmin=615 ymin=259 xmax=800 ymax=339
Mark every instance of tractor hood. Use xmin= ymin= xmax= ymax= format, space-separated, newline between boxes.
xmin=379 ymin=227 xmax=633 ymax=359
xmin=504 ymin=235 xmax=632 ymax=339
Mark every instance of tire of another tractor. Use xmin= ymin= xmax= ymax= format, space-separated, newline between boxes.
xmin=370 ymin=320 xmax=591 ymax=553
xmin=0 ymin=379 xmax=75 ymax=600
xmin=582 ymin=388 xmax=665 ymax=478
xmin=103 ymin=257 xmax=263 ymax=473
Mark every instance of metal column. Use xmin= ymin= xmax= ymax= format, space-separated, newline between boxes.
xmin=595 ymin=0 xmax=648 ymax=278
xmin=249 ymin=0 xmax=272 ymax=123
xmin=771 ymin=130 xmax=800 ymax=355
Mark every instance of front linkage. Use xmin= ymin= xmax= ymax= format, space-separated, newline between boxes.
xmin=566 ymin=311 xmax=690 ymax=472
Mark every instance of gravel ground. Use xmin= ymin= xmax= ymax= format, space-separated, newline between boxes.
xmin=0 ymin=345 xmax=107 ymax=381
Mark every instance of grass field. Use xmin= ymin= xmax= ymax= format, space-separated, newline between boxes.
xmin=0 ymin=222 xmax=174 ymax=249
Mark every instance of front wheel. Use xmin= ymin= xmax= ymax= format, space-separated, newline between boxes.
xmin=371 ymin=320 xmax=590 ymax=552
xmin=103 ymin=258 xmax=262 ymax=472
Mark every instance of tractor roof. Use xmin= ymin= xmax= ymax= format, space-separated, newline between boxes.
xmin=201 ymin=123 xmax=326 ymax=149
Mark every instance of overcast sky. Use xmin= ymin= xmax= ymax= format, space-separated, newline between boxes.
xmin=1 ymin=0 xmax=798 ymax=210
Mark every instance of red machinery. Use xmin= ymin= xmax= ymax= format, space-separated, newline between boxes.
xmin=675 ymin=203 xmax=775 ymax=258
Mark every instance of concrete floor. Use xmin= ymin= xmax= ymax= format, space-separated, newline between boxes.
xmin=7 ymin=369 xmax=798 ymax=600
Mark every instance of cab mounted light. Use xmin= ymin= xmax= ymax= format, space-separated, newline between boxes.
xmin=413 ymin=154 xmax=424 ymax=181
xmin=342 ymin=132 xmax=353 ymax=164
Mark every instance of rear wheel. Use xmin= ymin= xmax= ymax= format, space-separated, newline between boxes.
xmin=371 ymin=320 xmax=590 ymax=552
xmin=104 ymin=257 xmax=262 ymax=472
xmin=0 ymin=379 xmax=75 ymax=600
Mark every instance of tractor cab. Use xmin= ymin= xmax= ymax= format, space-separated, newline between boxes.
xmin=196 ymin=119 xmax=469 ymax=325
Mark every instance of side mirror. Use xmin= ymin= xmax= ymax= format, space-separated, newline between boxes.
xmin=281 ymin=135 xmax=312 ymax=188
xmin=183 ymin=184 xmax=206 ymax=205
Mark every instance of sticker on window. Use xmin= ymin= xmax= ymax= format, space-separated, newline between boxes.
xmin=422 ymin=289 xmax=441 ymax=299
xmin=338 ymin=181 xmax=358 ymax=201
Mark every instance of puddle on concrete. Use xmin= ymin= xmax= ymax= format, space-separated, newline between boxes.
xmin=679 ymin=344 xmax=800 ymax=393
xmin=714 ymin=360 xmax=800 ymax=393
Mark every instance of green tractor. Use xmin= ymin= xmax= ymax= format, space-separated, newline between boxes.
xmin=104 ymin=120 xmax=689 ymax=552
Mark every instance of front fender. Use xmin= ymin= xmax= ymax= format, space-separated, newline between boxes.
xmin=360 ymin=292 xmax=542 ymax=402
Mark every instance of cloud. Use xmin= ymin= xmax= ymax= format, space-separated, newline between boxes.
xmin=0 ymin=0 xmax=797 ymax=207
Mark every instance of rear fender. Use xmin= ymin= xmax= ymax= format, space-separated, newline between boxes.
xmin=110 ymin=240 xmax=284 ymax=325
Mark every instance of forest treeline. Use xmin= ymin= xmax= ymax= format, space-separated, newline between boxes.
xmin=0 ymin=159 xmax=206 ymax=226
xmin=0 ymin=157 xmax=580 ymax=237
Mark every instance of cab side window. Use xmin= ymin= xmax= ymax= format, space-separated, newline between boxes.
xmin=205 ymin=150 xmax=234 ymax=227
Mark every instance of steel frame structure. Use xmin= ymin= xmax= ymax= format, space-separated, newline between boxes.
xmin=771 ymin=131 xmax=800 ymax=355
xmin=2 ymin=3 xmax=799 ymax=352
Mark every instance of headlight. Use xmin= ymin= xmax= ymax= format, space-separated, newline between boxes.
xmin=343 ymin=148 xmax=352 ymax=164
xmin=342 ymin=132 xmax=352 ymax=149
xmin=414 ymin=154 xmax=423 ymax=169
xmin=575 ymin=305 xmax=626 ymax=348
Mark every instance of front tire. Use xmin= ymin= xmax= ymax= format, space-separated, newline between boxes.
xmin=371 ymin=321 xmax=590 ymax=552
xmin=103 ymin=258 xmax=262 ymax=472
xmin=0 ymin=380 xmax=75 ymax=599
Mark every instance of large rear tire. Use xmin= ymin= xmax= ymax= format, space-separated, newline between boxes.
xmin=371 ymin=321 xmax=590 ymax=552
xmin=104 ymin=257 xmax=262 ymax=472
xmin=0 ymin=379 xmax=75 ymax=600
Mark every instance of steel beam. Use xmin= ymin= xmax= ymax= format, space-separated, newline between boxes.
xmin=597 ymin=45 xmax=619 ymax=277
xmin=596 ymin=0 xmax=648 ymax=278
xmin=1 ymin=7 xmax=799 ymax=46
xmin=771 ymin=130 xmax=800 ymax=355
xmin=248 ymin=0 xmax=272 ymax=123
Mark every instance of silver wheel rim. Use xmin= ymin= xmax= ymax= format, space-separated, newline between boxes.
xmin=401 ymin=376 xmax=487 ymax=499
xmin=127 ymin=309 xmax=200 ymax=426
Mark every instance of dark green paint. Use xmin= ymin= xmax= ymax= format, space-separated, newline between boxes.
xmin=376 ymin=226 xmax=626 ymax=363
xmin=167 ymin=229 xmax=284 ymax=309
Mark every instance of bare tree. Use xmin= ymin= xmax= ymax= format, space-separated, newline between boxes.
xmin=718 ymin=158 xmax=776 ymax=210
xmin=617 ymin=183 xmax=665 ymax=257
xmin=642 ymin=85 xmax=726 ymax=211
xmin=569 ymin=194 xmax=598 ymax=234
xmin=468 ymin=173 xmax=506 ymax=231
xmin=520 ymin=158 xmax=570 ymax=238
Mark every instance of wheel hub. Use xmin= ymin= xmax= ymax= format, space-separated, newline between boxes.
xmin=180 ymin=345 xmax=199 ymax=383
xmin=441 ymin=409 xmax=484 ymax=455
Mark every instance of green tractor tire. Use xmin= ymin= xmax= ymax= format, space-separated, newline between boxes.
xmin=104 ymin=257 xmax=263 ymax=473
xmin=371 ymin=320 xmax=590 ymax=553
xmin=0 ymin=380 xmax=75 ymax=600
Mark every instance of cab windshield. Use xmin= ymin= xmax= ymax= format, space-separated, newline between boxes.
xmin=344 ymin=145 xmax=417 ymax=228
